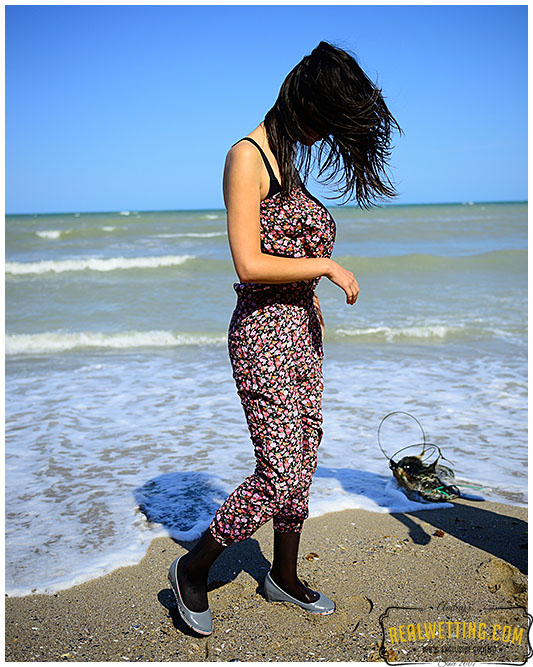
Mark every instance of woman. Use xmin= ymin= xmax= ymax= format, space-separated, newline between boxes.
xmin=168 ymin=40 xmax=401 ymax=636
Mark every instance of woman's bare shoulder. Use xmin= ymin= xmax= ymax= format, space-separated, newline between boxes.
xmin=226 ymin=138 xmax=259 ymax=161
xmin=224 ymin=138 xmax=263 ymax=177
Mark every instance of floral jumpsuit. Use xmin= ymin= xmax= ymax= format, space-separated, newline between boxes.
xmin=209 ymin=141 xmax=336 ymax=547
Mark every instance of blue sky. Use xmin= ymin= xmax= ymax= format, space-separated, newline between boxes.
xmin=5 ymin=4 xmax=528 ymax=214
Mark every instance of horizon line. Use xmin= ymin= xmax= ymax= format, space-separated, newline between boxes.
xmin=5 ymin=198 xmax=528 ymax=217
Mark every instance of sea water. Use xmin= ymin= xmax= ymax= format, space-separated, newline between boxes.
xmin=5 ymin=202 xmax=527 ymax=596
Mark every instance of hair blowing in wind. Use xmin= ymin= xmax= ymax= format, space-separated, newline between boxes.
xmin=264 ymin=41 xmax=402 ymax=208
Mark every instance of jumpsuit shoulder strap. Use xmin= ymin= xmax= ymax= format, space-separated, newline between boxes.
xmin=232 ymin=137 xmax=279 ymax=184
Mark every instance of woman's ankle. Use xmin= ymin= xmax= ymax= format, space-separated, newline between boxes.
xmin=179 ymin=528 xmax=226 ymax=579
xmin=269 ymin=569 xmax=319 ymax=602
xmin=270 ymin=567 xmax=298 ymax=589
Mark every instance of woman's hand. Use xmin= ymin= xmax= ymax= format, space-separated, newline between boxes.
xmin=325 ymin=259 xmax=359 ymax=305
xmin=313 ymin=293 xmax=325 ymax=340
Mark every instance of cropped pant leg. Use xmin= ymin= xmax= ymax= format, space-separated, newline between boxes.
xmin=208 ymin=288 xmax=324 ymax=547
xmin=272 ymin=362 xmax=323 ymax=533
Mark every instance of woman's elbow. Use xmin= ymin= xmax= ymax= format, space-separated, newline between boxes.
xmin=235 ymin=257 xmax=260 ymax=283
xmin=236 ymin=266 xmax=255 ymax=283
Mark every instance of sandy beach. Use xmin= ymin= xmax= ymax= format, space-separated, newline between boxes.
xmin=5 ymin=497 xmax=527 ymax=662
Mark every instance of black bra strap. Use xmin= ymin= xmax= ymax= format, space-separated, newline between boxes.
xmin=233 ymin=137 xmax=279 ymax=184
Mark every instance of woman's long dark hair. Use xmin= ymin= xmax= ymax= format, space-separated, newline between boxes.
xmin=264 ymin=41 xmax=402 ymax=208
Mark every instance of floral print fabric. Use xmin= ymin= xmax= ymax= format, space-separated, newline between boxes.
xmin=209 ymin=186 xmax=336 ymax=546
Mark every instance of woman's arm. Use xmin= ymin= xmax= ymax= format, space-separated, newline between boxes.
xmin=224 ymin=142 xmax=330 ymax=283
xmin=224 ymin=141 xmax=359 ymax=304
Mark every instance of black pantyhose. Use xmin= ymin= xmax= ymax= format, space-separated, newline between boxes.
xmin=176 ymin=529 xmax=226 ymax=613
xmin=175 ymin=528 xmax=319 ymax=614
xmin=269 ymin=530 xmax=320 ymax=603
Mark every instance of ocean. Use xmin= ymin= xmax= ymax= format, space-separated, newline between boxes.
xmin=5 ymin=201 xmax=527 ymax=596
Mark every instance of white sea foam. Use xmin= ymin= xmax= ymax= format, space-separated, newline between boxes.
xmin=335 ymin=324 xmax=454 ymax=342
xmin=310 ymin=478 xmax=453 ymax=516
xmin=119 ymin=210 xmax=131 ymax=216
xmin=203 ymin=214 xmax=220 ymax=220
xmin=155 ymin=231 xmax=226 ymax=238
xmin=6 ymin=330 xmax=226 ymax=354
xmin=6 ymin=531 xmax=166 ymax=597
xmin=36 ymin=230 xmax=66 ymax=240
xmin=101 ymin=226 xmax=117 ymax=232
xmin=5 ymin=254 xmax=195 ymax=275
xmin=4 ymin=343 xmax=527 ymax=596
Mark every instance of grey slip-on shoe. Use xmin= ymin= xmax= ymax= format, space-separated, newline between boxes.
xmin=168 ymin=556 xmax=213 ymax=636
xmin=264 ymin=571 xmax=335 ymax=615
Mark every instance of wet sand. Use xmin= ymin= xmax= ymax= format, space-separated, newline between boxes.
xmin=5 ymin=497 xmax=527 ymax=662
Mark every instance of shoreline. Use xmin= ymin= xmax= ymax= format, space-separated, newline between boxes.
xmin=5 ymin=487 xmax=526 ymax=600
xmin=5 ymin=497 xmax=527 ymax=662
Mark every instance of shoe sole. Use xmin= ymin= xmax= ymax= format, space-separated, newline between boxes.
xmin=168 ymin=564 xmax=213 ymax=636
xmin=264 ymin=573 xmax=336 ymax=615
xmin=266 ymin=596 xmax=335 ymax=615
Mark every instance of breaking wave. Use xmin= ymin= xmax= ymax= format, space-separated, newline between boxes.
xmin=6 ymin=330 xmax=226 ymax=354
xmin=6 ymin=255 xmax=195 ymax=275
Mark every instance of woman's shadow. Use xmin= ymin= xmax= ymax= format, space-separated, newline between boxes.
xmin=134 ymin=471 xmax=271 ymax=635
xmin=135 ymin=466 xmax=527 ymax=634
xmin=314 ymin=465 xmax=527 ymax=575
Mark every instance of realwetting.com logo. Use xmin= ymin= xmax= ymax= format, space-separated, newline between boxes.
xmin=387 ymin=618 xmax=524 ymax=646
xmin=378 ymin=604 xmax=531 ymax=664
